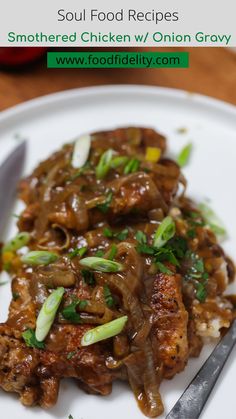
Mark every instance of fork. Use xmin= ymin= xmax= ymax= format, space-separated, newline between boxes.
xmin=166 ymin=318 xmax=236 ymax=419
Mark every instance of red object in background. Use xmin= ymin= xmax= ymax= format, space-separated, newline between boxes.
xmin=0 ymin=47 xmax=46 ymax=68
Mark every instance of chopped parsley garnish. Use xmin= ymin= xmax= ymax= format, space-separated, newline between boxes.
xmin=97 ymin=191 xmax=113 ymax=214
xmin=79 ymin=300 xmax=88 ymax=310
xmin=188 ymin=211 xmax=199 ymax=219
xmin=187 ymin=229 xmax=197 ymax=239
xmin=115 ymin=228 xmax=129 ymax=241
xmin=67 ymin=351 xmax=76 ymax=360
xmin=135 ymin=230 xmax=147 ymax=244
xmin=22 ymin=328 xmax=45 ymax=349
xmin=68 ymin=415 xmax=74 ymax=419
xmin=184 ymin=251 xmax=204 ymax=280
xmin=68 ymin=246 xmax=88 ymax=259
xmin=155 ymin=246 xmax=179 ymax=266
xmin=103 ymin=227 xmax=129 ymax=241
xmin=136 ymin=244 xmax=156 ymax=255
xmin=156 ymin=262 xmax=173 ymax=275
xmin=95 ymin=249 xmax=105 ymax=257
xmin=137 ymin=236 xmax=188 ymax=276
xmin=12 ymin=292 xmax=20 ymax=300
xmin=186 ymin=211 xmax=205 ymax=227
xmin=142 ymin=167 xmax=151 ymax=173
xmin=108 ymin=244 xmax=117 ymax=261
xmin=183 ymin=250 xmax=209 ymax=302
xmin=136 ymin=229 xmax=209 ymax=301
xmin=167 ymin=236 xmax=188 ymax=259
xmin=196 ymin=282 xmax=207 ymax=303
xmin=103 ymin=227 xmax=113 ymax=238
xmin=62 ymin=299 xmax=88 ymax=323
xmin=81 ymin=269 xmax=96 ymax=285
xmin=137 ymin=237 xmax=186 ymax=267
xmin=103 ymin=284 xmax=115 ymax=308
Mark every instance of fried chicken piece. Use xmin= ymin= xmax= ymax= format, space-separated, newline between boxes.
xmin=108 ymin=172 xmax=168 ymax=216
xmin=0 ymin=269 xmax=114 ymax=407
xmin=7 ymin=273 xmax=37 ymax=330
xmin=0 ymin=323 xmax=113 ymax=407
xmin=0 ymin=325 xmax=42 ymax=406
xmin=92 ymin=127 xmax=166 ymax=155
xmin=150 ymin=273 xmax=189 ymax=378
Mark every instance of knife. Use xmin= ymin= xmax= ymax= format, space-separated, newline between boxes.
xmin=0 ymin=141 xmax=27 ymax=238
xmin=166 ymin=318 xmax=236 ymax=419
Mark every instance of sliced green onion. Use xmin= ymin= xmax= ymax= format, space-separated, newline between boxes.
xmin=35 ymin=287 xmax=65 ymax=342
xmin=177 ymin=143 xmax=193 ymax=167
xmin=81 ymin=315 xmax=128 ymax=346
xmin=103 ymin=284 xmax=115 ymax=308
xmin=21 ymin=251 xmax=58 ymax=266
xmin=72 ymin=134 xmax=91 ymax=169
xmin=198 ymin=202 xmax=227 ymax=239
xmin=67 ymin=352 xmax=76 ymax=360
xmin=153 ymin=216 xmax=176 ymax=249
xmin=68 ymin=246 xmax=87 ymax=259
xmin=124 ymin=158 xmax=140 ymax=175
xmin=103 ymin=227 xmax=113 ymax=238
xmin=80 ymin=257 xmax=123 ymax=272
xmin=96 ymin=149 xmax=114 ymax=179
xmin=115 ymin=228 xmax=129 ymax=241
xmin=96 ymin=190 xmax=113 ymax=214
xmin=62 ymin=298 xmax=87 ymax=323
xmin=135 ymin=230 xmax=147 ymax=245
xmin=3 ymin=232 xmax=30 ymax=253
xmin=103 ymin=227 xmax=129 ymax=241
xmin=110 ymin=156 xmax=129 ymax=169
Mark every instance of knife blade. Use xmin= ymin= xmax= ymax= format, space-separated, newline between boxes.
xmin=0 ymin=141 xmax=27 ymax=238
xmin=166 ymin=318 xmax=236 ymax=419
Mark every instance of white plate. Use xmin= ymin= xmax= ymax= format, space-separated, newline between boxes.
xmin=0 ymin=85 xmax=235 ymax=419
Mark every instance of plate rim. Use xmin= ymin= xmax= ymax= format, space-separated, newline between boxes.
xmin=1 ymin=84 xmax=236 ymax=126
xmin=0 ymin=84 xmax=236 ymax=419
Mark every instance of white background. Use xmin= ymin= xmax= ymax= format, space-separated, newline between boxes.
xmin=0 ymin=0 xmax=235 ymax=46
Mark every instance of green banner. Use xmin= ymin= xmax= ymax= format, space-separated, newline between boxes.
xmin=47 ymin=51 xmax=189 ymax=68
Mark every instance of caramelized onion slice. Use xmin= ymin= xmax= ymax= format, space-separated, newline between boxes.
xmin=124 ymin=351 xmax=164 ymax=418
xmin=38 ymin=224 xmax=70 ymax=251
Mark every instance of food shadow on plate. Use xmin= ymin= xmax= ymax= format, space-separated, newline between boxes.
xmin=47 ymin=379 xmax=134 ymax=419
